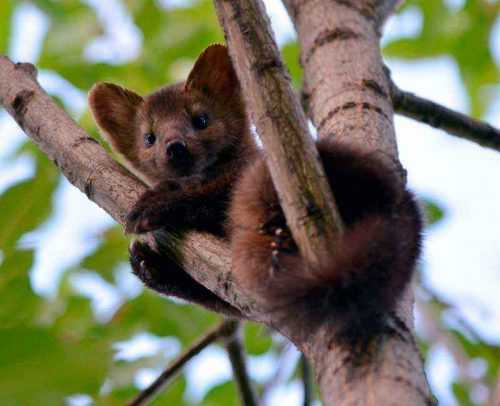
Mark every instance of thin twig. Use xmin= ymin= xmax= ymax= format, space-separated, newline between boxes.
xmin=128 ymin=319 xmax=238 ymax=406
xmin=223 ymin=325 xmax=258 ymax=406
xmin=388 ymin=77 xmax=500 ymax=152
xmin=301 ymin=355 xmax=313 ymax=406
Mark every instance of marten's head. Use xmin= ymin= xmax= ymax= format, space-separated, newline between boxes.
xmin=89 ymin=45 xmax=253 ymax=186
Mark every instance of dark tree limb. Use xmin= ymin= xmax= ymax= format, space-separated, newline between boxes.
xmin=300 ymin=355 xmax=313 ymax=406
xmin=223 ymin=325 xmax=258 ymax=406
xmin=128 ymin=319 xmax=239 ymax=406
xmin=388 ymin=78 xmax=500 ymax=152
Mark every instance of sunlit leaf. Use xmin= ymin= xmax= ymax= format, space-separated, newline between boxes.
xmin=0 ymin=0 xmax=14 ymax=55
xmin=281 ymin=41 xmax=302 ymax=88
xmin=202 ymin=380 xmax=239 ymax=406
xmin=244 ymin=322 xmax=273 ymax=356
xmin=422 ymin=198 xmax=445 ymax=226
xmin=451 ymin=382 xmax=474 ymax=406
xmin=384 ymin=0 xmax=500 ymax=117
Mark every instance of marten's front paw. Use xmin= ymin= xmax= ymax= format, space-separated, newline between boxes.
xmin=125 ymin=182 xmax=183 ymax=234
xmin=126 ymin=202 xmax=161 ymax=234
xmin=269 ymin=227 xmax=297 ymax=274
xmin=126 ymin=194 xmax=173 ymax=234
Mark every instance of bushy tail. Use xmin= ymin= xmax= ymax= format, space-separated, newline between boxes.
xmin=230 ymin=140 xmax=423 ymax=345
xmin=261 ymin=192 xmax=421 ymax=344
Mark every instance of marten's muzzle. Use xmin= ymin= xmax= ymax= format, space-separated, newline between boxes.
xmin=166 ymin=139 xmax=193 ymax=173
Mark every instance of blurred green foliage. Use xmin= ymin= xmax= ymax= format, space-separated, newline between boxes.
xmin=384 ymin=0 xmax=499 ymax=118
xmin=0 ymin=0 xmax=498 ymax=405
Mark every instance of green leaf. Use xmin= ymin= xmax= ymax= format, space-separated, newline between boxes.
xmin=244 ymin=322 xmax=272 ymax=356
xmin=80 ymin=226 xmax=129 ymax=282
xmin=422 ymin=198 xmax=445 ymax=226
xmin=281 ymin=41 xmax=302 ymax=88
xmin=202 ymin=380 xmax=239 ymax=406
xmin=0 ymin=249 xmax=41 ymax=327
xmin=0 ymin=156 xmax=58 ymax=253
xmin=451 ymin=382 xmax=474 ymax=406
xmin=150 ymin=376 xmax=188 ymax=406
xmin=451 ymin=328 xmax=500 ymax=381
xmin=109 ymin=291 xmax=219 ymax=344
xmin=0 ymin=324 xmax=110 ymax=404
xmin=384 ymin=0 xmax=500 ymax=117
xmin=0 ymin=0 xmax=14 ymax=55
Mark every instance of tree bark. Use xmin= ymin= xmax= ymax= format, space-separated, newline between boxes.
xmin=282 ymin=0 xmax=434 ymax=404
xmin=213 ymin=0 xmax=344 ymax=267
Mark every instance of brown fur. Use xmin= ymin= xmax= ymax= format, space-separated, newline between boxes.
xmin=89 ymin=45 xmax=256 ymax=315
xmin=229 ymin=139 xmax=422 ymax=345
xmin=89 ymin=45 xmax=423 ymax=344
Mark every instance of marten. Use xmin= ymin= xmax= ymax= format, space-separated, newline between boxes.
xmin=89 ymin=44 xmax=422 ymax=346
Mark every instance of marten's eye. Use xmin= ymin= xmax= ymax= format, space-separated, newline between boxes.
xmin=144 ymin=132 xmax=156 ymax=147
xmin=192 ymin=113 xmax=209 ymax=130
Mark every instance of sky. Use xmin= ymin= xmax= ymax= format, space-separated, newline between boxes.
xmin=0 ymin=1 xmax=499 ymax=405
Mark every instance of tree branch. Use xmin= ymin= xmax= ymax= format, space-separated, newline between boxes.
xmin=388 ymin=78 xmax=500 ymax=152
xmin=282 ymin=0 xmax=434 ymax=404
xmin=300 ymin=355 xmax=313 ymax=406
xmin=128 ymin=319 xmax=239 ymax=406
xmin=213 ymin=0 xmax=344 ymax=267
xmin=222 ymin=324 xmax=258 ymax=406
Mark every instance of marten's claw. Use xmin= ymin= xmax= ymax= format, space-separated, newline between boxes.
xmin=129 ymin=241 xmax=161 ymax=284
xmin=258 ymin=211 xmax=287 ymax=236
xmin=125 ymin=200 xmax=166 ymax=234
xmin=270 ymin=227 xmax=297 ymax=254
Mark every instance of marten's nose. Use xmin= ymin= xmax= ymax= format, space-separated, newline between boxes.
xmin=166 ymin=140 xmax=190 ymax=164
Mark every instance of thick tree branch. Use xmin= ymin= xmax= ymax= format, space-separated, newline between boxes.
xmin=213 ymin=0 xmax=344 ymax=267
xmin=282 ymin=0 xmax=434 ymax=404
xmin=389 ymin=79 xmax=500 ymax=152
xmin=128 ymin=319 xmax=239 ymax=406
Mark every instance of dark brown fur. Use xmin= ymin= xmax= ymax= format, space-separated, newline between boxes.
xmin=89 ymin=45 xmax=256 ymax=315
xmin=230 ymin=139 xmax=422 ymax=345
xmin=89 ymin=45 xmax=423 ymax=345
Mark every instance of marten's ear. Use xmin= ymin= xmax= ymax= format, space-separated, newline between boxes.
xmin=185 ymin=44 xmax=239 ymax=98
xmin=88 ymin=82 xmax=143 ymax=158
